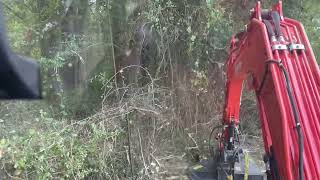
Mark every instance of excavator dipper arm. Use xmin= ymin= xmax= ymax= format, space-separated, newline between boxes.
xmin=222 ymin=1 xmax=320 ymax=180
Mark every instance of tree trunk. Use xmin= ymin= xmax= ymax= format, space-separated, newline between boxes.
xmin=61 ymin=0 xmax=89 ymax=91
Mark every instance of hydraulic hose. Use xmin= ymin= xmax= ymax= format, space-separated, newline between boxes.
xmin=280 ymin=63 xmax=304 ymax=180
xmin=271 ymin=11 xmax=283 ymax=38
xmin=260 ymin=60 xmax=304 ymax=180
xmin=263 ymin=20 xmax=275 ymax=39
xmin=271 ymin=15 xmax=304 ymax=180
xmin=262 ymin=14 xmax=303 ymax=179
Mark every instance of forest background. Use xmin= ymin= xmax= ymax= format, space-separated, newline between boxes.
xmin=0 ymin=0 xmax=318 ymax=179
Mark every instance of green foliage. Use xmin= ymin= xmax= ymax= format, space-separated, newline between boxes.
xmin=141 ymin=0 xmax=233 ymax=81
xmin=0 ymin=1 xmax=235 ymax=177
xmin=283 ymin=0 xmax=320 ymax=60
xmin=301 ymin=0 xmax=320 ymax=60
xmin=0 ymin=112 xmax=126 ymax=179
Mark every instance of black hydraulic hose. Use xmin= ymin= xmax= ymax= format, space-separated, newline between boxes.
xmin=260 ymin=60 xmax=304 ymax=180
xmin=258 ymin=21 xmax=275 ymax=94
xmin=279 ymin=64 xmax=304 ymax=180
xmin=271 ymin=11 xmax=283 ymax=38
xmin=261 ymin=9 xmax=270 ymax=19
xmin=257 ymin=60 xmax=273 ymax=95
xmin=263 ymin=20 xmax=275 ymax=38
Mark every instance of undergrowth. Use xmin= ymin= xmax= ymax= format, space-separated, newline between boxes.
xmin=0 ymin=0 xmax=268 ymax=179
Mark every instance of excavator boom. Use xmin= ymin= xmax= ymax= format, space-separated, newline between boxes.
xmin=191 ymin=1 xmax=320 ymax=180
xmin=222 ymin=1 xmax=320 ymax=179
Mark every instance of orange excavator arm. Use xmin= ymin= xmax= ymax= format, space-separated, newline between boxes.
xmin=222 ymin=1 xmax=320 ymax=180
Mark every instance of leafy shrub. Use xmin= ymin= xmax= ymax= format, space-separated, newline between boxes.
xmin=0 ymin=109 xmax=127 ymax=179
